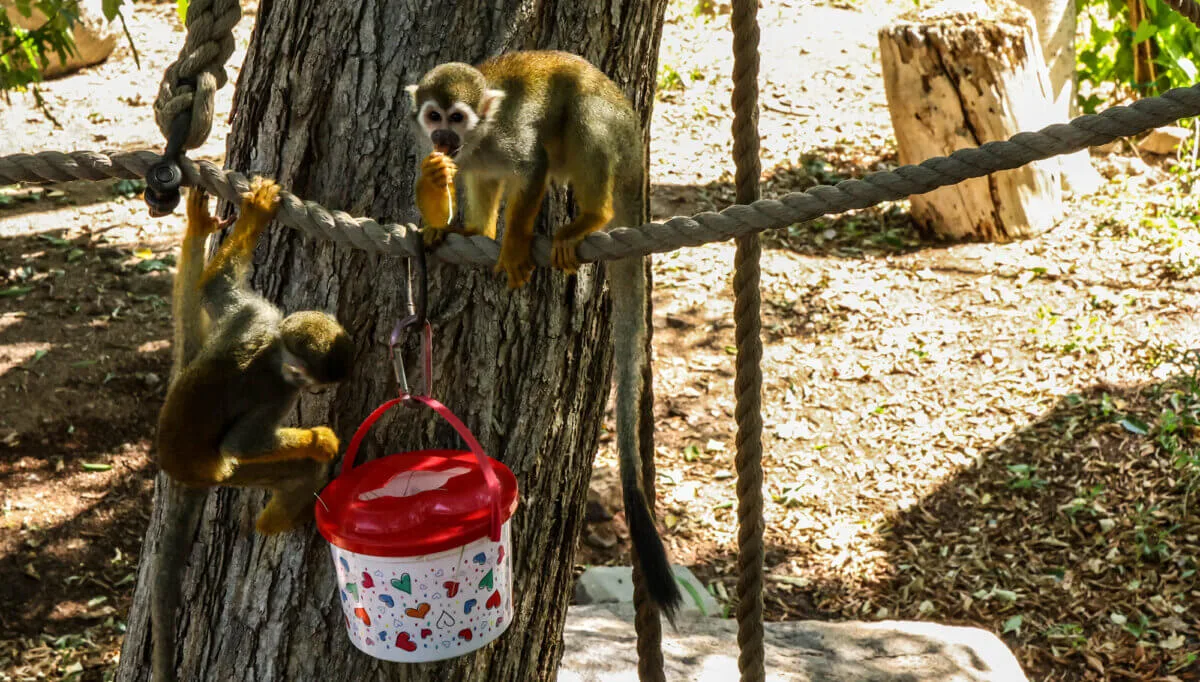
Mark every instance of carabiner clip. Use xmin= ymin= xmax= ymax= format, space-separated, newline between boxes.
xmin=389 ymin=246 xmax=430 ymax=406
xmin=144 ymin=87 xmax=195 ymax=217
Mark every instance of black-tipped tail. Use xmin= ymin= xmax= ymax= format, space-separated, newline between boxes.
xmin=621 ymin=468 xmax=683 ymax=622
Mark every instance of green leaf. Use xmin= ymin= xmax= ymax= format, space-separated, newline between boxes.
xmin=81 ymin=462 xmax=112 ymax=472
xmin=176 ymin=0 xmax=189 ymax=23
xmin=0 ymin=286 xmax=33 ymax=297
xmin=101 ymin=0 xmax=122 ymax=21
xmin=1120 ymin=418 xmax=1150 ymax=435
xmin=1132 ymin=20 xmax=1157 ymax=44
xmin=1003 ymin=615 xmax=1023 ymax=635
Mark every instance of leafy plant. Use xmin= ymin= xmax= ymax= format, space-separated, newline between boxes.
xmin=1 ymin=0 xmax=132 ymax=99
xmin=1076 ymin=0 xmax=1200 ymax=112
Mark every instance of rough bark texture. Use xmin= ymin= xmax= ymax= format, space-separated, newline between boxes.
xmin=878 ymin=0 xmax=1064 ymax=241
xmin=114 ymin=1 xmax=667 ymax=680
xmin=1011 ymin=0 xmax=1100 ymax=195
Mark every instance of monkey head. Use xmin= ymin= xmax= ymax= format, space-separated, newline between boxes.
xmin=279 ymin=311 xmax=354 ymax=392
xmin=405 ymin=62 xmax=505 ymax=159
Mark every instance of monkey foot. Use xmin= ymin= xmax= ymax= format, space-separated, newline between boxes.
xmin=495 ymin=251 xmax=534 ymax=290
xmin=255 ymin=499 xmax=311 ymax=535
xmin=551 ymin=237 xmax=584 ymax=274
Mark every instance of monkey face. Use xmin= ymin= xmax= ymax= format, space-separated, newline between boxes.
xmin=412 ymin=100 xmax=478 ymax=157
xmin=405 ymin=63 xmax=506 ymax=160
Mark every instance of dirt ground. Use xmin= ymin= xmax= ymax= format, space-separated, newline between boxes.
xmin=3 ymin=0 xmax=1200 ymax=680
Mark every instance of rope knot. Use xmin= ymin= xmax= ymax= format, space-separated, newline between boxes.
xmin=153 ymin=0 xmax=242 ymax=150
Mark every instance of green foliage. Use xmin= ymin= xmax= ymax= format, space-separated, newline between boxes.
xmin=1 ymin=0 xmax=127 ymax=96
xmin=1077 ymin=0 xmax=1200 ymax=113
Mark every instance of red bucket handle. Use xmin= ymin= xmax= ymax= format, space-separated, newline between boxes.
xmin=341 ymin=396 xmax=503 ymax=542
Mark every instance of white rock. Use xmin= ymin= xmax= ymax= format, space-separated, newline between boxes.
xmin=574 ymin=565 xmax=721 ymax=617
xmin=560 ymin=603 xmax=1028 ymax=681
xmin=1137 ymin=126 xmax=1191 ymax=155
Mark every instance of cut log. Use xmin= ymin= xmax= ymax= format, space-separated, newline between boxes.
xmin=878 ymin=0 xmax=1064 ymax=241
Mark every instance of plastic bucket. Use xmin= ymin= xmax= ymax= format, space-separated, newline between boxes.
xmin=315 ymin=397 xmax=519 ymax=662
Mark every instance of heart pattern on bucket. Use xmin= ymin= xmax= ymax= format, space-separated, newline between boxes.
xmin=391 ymin=574 xmax=412 ymax=594
xmin=395 ymin=632 xmax=417 ymax=652
xmin=405 ymin=602 xmax=431 ymax=619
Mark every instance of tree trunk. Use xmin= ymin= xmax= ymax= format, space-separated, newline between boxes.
xmin=1011 ymin=0 xmax=1101 ymax=194
xmin=878 ymin=0 xmax=1064 ymax=242
xmin=115 ymin=2 xmax=667 ymax=680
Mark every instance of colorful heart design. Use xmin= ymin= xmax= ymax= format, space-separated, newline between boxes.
xmin=361 ymin=572 xmax=375 ymax=589
xmin=391 ymin=574 xmax=412 ymax=594
xmin=354 ymin=607 xmax=371 ymax=626
xmin=339 ymin=556 xmax=350 ymax=572
xmin=479 ymin=570 xmax=494 ymax=590
xmin=458 ymin=628 xmax=473 ymax=641
xmin=464 ymin=599 xmax=477 ymax=614
xmin=379 ymin=594 xmax=394 ymax=608
xmin=379 ymin=631 xmax=387 ymax=641
xmin=395 ymin=632 xmax=417 ymax=652
xmin=421 ymin=628 xmax=432 ymax=639
xmin=405 ymin=602 xmax=431 ymax=619
xmin=443 ymin=580 xmax=460 ymax=598
xmin=472 ymin=552 xmax=487 ymax=565
xmin=345 ymin=583 xmax=358 ymax=599
xmin=436 ymin=610 xmax=456 ymax=628
xmin=435 ymin=568 xmax=445 ymax=578
xmin=486 ymin=590 xmax=501 ymax=609
xmin=498 ymin=546 xmax=505 ymax=563
xmin=340 ymin=590 xmax=347 ymax=602
xmin=366 ymin=638 xmax=374 ymax=646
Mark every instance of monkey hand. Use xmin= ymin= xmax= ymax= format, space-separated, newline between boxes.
xmin=551 ymin=235 xmax=586 ymax=274
xmin=307 ymin=426 xmax=340 ymax=462
xmin=417 ymin=153 xmax=457 ymax=240
xmin=495 ymin=242 xmax=534 ymax=290
xmin=241 ymin=177 xmax=282 ymax=222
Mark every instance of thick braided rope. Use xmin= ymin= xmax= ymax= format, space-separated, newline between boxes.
xmin=730 ymin=0 xmax=766 ymax=680
xmin=5 ymin=84 xmax=1200 ymax=263
xmin=154 ymin=0 xmax=242 ymax=150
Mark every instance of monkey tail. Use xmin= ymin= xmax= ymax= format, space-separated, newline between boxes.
xmin=608 ymin=159 xmax=683 ymax=623
xmin=151 ymin=481 xmax=205 ymax=682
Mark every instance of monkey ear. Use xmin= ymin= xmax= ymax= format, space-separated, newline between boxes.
xmin=478 ymin=89 xmax=506 ymax=120
xmin=404 ymin=84 xmax=419 ymax=109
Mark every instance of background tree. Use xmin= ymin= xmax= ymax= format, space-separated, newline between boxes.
xmin=114 ymin=1 xmax=668 ymax=680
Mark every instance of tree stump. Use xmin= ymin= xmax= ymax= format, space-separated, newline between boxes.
xmin=878 ymin=0 xmax=1065 ymax=241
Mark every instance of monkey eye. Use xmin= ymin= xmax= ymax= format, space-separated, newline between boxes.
xmin=448 ymin=111 xmax=464 ymax=124
xmin=427 ymin=110 xmax=442 ymax=123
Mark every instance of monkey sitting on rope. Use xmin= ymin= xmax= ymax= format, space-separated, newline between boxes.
xmin=151 ymin=178 xmax=354 ymax=682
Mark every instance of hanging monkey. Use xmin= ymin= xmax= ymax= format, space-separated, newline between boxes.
xmin=406 ymin=50 xmax=683 ymax=621
xmin=151 ymin=178 xmax=354 ymax=681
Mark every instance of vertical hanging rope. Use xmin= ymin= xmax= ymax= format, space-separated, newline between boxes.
xmin=632 ymin=134 xmax=668 ymax=682
xmin=729 ymin=0 xmax=766 ymax=681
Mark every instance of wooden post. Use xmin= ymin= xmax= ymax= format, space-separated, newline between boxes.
xmin=878 ymin=0 xmax=1065 ymax=241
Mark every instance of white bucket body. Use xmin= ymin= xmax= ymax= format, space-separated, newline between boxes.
xmin=329 ymin=521 xmax=514 ymax=662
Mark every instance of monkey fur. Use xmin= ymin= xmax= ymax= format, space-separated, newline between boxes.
xmin=407 ymin=50 xmax=683 ymax=621
xmin=151 ymin=179 xmax=354 ymax=681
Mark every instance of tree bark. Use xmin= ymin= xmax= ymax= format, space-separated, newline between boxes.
xmin=878 ymin=0 xmax=1064 ymax=241
xmin=115 ymin=1 xmax=667 ymax=681
xmin=1011 ymin=0 xmax=1101 ymax=194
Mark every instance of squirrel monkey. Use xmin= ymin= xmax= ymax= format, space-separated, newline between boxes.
xmin=407 ymin=51 xmax=683 ymax=620
xmin=150 ymin=179 xmax=354 ymax=682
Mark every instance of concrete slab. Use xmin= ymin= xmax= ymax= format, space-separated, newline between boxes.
xmin=560 ymin=604 xmax=1027 ymax=681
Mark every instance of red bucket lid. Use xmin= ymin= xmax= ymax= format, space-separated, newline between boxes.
xmin=316 ymin=449 xmax=519 ymax=557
